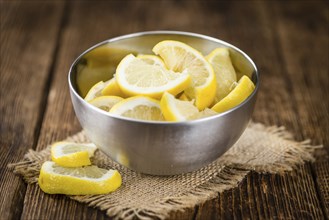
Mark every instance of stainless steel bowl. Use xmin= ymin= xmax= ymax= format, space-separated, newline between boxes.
xmin=68 ymin=31 xmax=259 ymax=175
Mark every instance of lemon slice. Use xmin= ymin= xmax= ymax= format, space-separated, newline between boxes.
xmin=110 ymin=96 xmax=165 ymax=121
xmin=51 ymin=142 xmax=97 ymax=167
xmin=188 ymin=108 xmax=218 ymax=120
xmin=115 ymin=54 xmax=191 ymax=99
xmin=153 ymin=40 xmax=216 ymax=110
xmin=89 ymin=96 xmax=123 ymax=112
xmin=84 ymin=80 xmax=109 ymax=102
xmin=178 ymin=92 xmax=190 ymax=101
xmin=101 ymin=77 xmax=127 ymax=98
xmin=206 ymin=48 xmax=237 ymax=103
xmin=211 ymin=75 xmax=255 ymax=113
xmin=38 ymin=161 xmax=121 ymax=195
xmin=136 ymin=54 xmax=165 ymax=67
xmin=160 ymin=92 xmax=199 ymax=121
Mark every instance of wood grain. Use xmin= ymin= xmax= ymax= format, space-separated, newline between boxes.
xmin=313 ymin=161 xmax=329 ymax=217
xmin=1 ymin=0 xmax=328 ymax=219
xmin=272 ymin=0 xmax=328 ymax=150
xmin=0 ymin=2 xmax=64 ymax=219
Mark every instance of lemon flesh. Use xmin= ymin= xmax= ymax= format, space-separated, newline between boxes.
xmin=206 ymin=48 xmax=237 ymax=103
xmin=136 ymin=54 xmax=165 ymax=67
xmin=115 ymin=54 xmax=191 ymax=99
xmin=211 ymin=75 xmax=255 ymax=113
xmin=84 ymin=80 xmax=109 ymax=102
xmin=188 ymin=108 xmax=218 ymax=120
xmin=160 ymin=92 xmax=199 ymax=121
xmin=89 ymin=96 xmax=123 ymax=112
xmin=38 ymin=161 xmax=121 ymax=195
xmin=51 ymin=142 xmax=97 ymax=167
xmin=110 ymin=96 xmax=165 ymax=121
xmin=153 ymin=40 xmax=216 ymax=110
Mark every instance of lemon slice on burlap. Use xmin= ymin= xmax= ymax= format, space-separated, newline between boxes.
xmin=51 ymin=142 xmax=97 ymax=167
xmin=160 ymin=92 xmax=199 ymax=121
xmin=110 ymin=96 xmax=165 ymax=121
xmin=115 ymin=54 xmax=191 ymax=99
xmin=153 ymin=40 xmax=216 ymax=110
xmin=38 ymin=161 xmax=121 ymax=195
xmin=211 ymin=75 xmax=255 ymax=113
xmin=206 ymin=48 xmax=237 ymax=103
xmin=89 ymin=96 xmax=123 ymax=111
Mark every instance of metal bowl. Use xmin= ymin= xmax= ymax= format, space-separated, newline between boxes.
xmin=68 ymin=31 xmax=259 ymax=175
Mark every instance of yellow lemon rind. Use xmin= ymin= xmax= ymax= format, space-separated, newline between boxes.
xmin=38 ymin=162 xmax=122 ymax=195
xmin=51 ymin=142 xmax=97 ymax=168
xmin=211 ymin=75 xmax=255 ymax=113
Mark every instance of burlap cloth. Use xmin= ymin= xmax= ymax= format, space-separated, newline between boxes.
xmin=9 ymin=122 xmax=321 ymax=219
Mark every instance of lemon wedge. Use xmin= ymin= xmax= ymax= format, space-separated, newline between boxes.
xmin=115 ymin=54 xmax=191 ymax=99
xmin=89 ymin=96 xmax=123 ymax=112
xmin=110 ymin=96 xmax=165 ymax=121
xmin=51 ymin=142 xmax=97 ymax=167
xmin=101 ymin=78 xmax=127 ymax=98
xmin=84 ymin=80 xmax=109 ymax=102
xmin=153 ymin=40 xmax=216 ymax=110
xmin=38 ymin=161 xmax=121 ymax=195
xmin=211 ymin=75 xmax=255 ymax=113
xmin=136 ymin=54 xmax=165 ymax=67
xmin=178 ymin=92 xmax=190 ymax=101
xmin=188 ymin=108 xmax=218 ymax=120
xmin=206 ymin=48 xmax=237 ymax=103
xmin=160 ymin=92 xmax=199 ymax=121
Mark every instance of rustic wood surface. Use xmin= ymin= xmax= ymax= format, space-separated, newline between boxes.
xmin=1 ymin=0 xmax=328 ymax=219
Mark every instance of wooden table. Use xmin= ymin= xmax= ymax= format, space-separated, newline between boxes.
xmin=1 ymin=1 xmax=328 ymax=219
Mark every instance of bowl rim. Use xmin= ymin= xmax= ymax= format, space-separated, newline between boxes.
xmin=68 ymin=30 xmax=260 ymax=125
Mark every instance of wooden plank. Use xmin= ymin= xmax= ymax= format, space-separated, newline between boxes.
xmin=195 ymin=164 xmax=324 ymax=219
xmin=191 ymin=0 xmax=327 ymax=219
xmin=313 ymin=161 xmax=329 ymax=217
xmin=271 ymin=0 xmax=328 ymax=150
xmin=0 ymin=2 xmax=64 ymax=219
xmin=270 ymin=1 xmax=329 ymax=218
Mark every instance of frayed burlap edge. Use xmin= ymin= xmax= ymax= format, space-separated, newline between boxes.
xmin=8 ymin=122 xmax=322 ymax=220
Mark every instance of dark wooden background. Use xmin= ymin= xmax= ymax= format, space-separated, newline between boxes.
xmin=1 ymin=0 xmax=328 ymax=219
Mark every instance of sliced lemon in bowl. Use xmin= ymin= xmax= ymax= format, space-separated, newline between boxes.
xmin=38 ymin=161 xmax=121 ymax=195
xmin=160 ymin=92 xmax=199 ymax=121
xmin=101 ymin=77 xmax=127 ymax=98
xmin=136 ymin=54 xmax=165 ymax=67
xmin=153 ymin=40 xmax=216 ymax=110
xmin=211 ymin=75 xmax=255 ymax=113
xmin=109 ymin=96 xmax=165 ymax=121
xmin=178 ymin=92 xmax=190 ymax=101
xmin=115 ymin=54 xmax=191 ymax=99
xmin=89 ymin=96 xmax=123 ymax=112
xmin=206 ymin=48 xmax=237 ymax=103
xmin=84 ymin=80 xmax=109 ymax=102
xmin=51 ymin=142 xmax=97 ymax=167
xmin=188 ymin=108 xmax=218 ymax=120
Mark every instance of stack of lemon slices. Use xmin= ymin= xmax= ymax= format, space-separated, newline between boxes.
xmin=85 ymin=40 xmax=255 ymax=122
xmin=38 ymin=142 xmax=121 ymax=195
